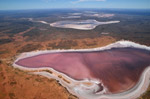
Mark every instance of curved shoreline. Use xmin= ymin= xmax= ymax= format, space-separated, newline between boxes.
xmin=12 ymin=40 xmax=150 ymax=99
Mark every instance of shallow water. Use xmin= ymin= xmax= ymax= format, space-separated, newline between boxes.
xmin=15 ymin=47 xmax=150 ymax=93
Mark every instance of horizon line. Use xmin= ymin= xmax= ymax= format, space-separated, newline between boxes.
xmin=1 ymin=7 xmax=150 ymax=11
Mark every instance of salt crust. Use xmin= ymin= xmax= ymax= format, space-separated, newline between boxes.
xmin=13 ymin=40 xmax=150 ymax=99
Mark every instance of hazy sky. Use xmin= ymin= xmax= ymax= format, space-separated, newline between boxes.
xmin=0 ymin=0 xmax=150 ymax=10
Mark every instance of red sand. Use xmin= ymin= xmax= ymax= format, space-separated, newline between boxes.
xmin=15 ymin=48 xmax=150 ymax=93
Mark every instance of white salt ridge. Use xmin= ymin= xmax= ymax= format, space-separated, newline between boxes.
xmin=84 ymin=13 xmax=115 ymax=18
xmin=37 ymin=21 xmax=49 ymax=24
xmin=13 ymin=40 xmax=150 ymax=99
xmin=69 ymin=13 xmax=82 ymax=15
xmin=61 ymin=16 xmax=81 ymax=19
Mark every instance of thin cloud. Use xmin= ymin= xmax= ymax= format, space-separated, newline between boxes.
xmin=42 ymin=0 xmax=56 ymax=3
xmin=72 ymin=0 xmax=106 ymax=4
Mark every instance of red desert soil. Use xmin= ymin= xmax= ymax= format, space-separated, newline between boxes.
xmin=0 ymin=62 xmax=77 ymax=99
xmin=12 ymin=27 xmax=35 ymax=42
xmin=0 ymin=29 xmax=149 ymax=99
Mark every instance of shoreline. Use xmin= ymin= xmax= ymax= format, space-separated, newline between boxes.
xmin=12 ymin=40 xmax=150 ymax=99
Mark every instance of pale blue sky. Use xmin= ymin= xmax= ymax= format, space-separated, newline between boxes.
xmin=0 ymin=0 xmax=150 ymax=10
